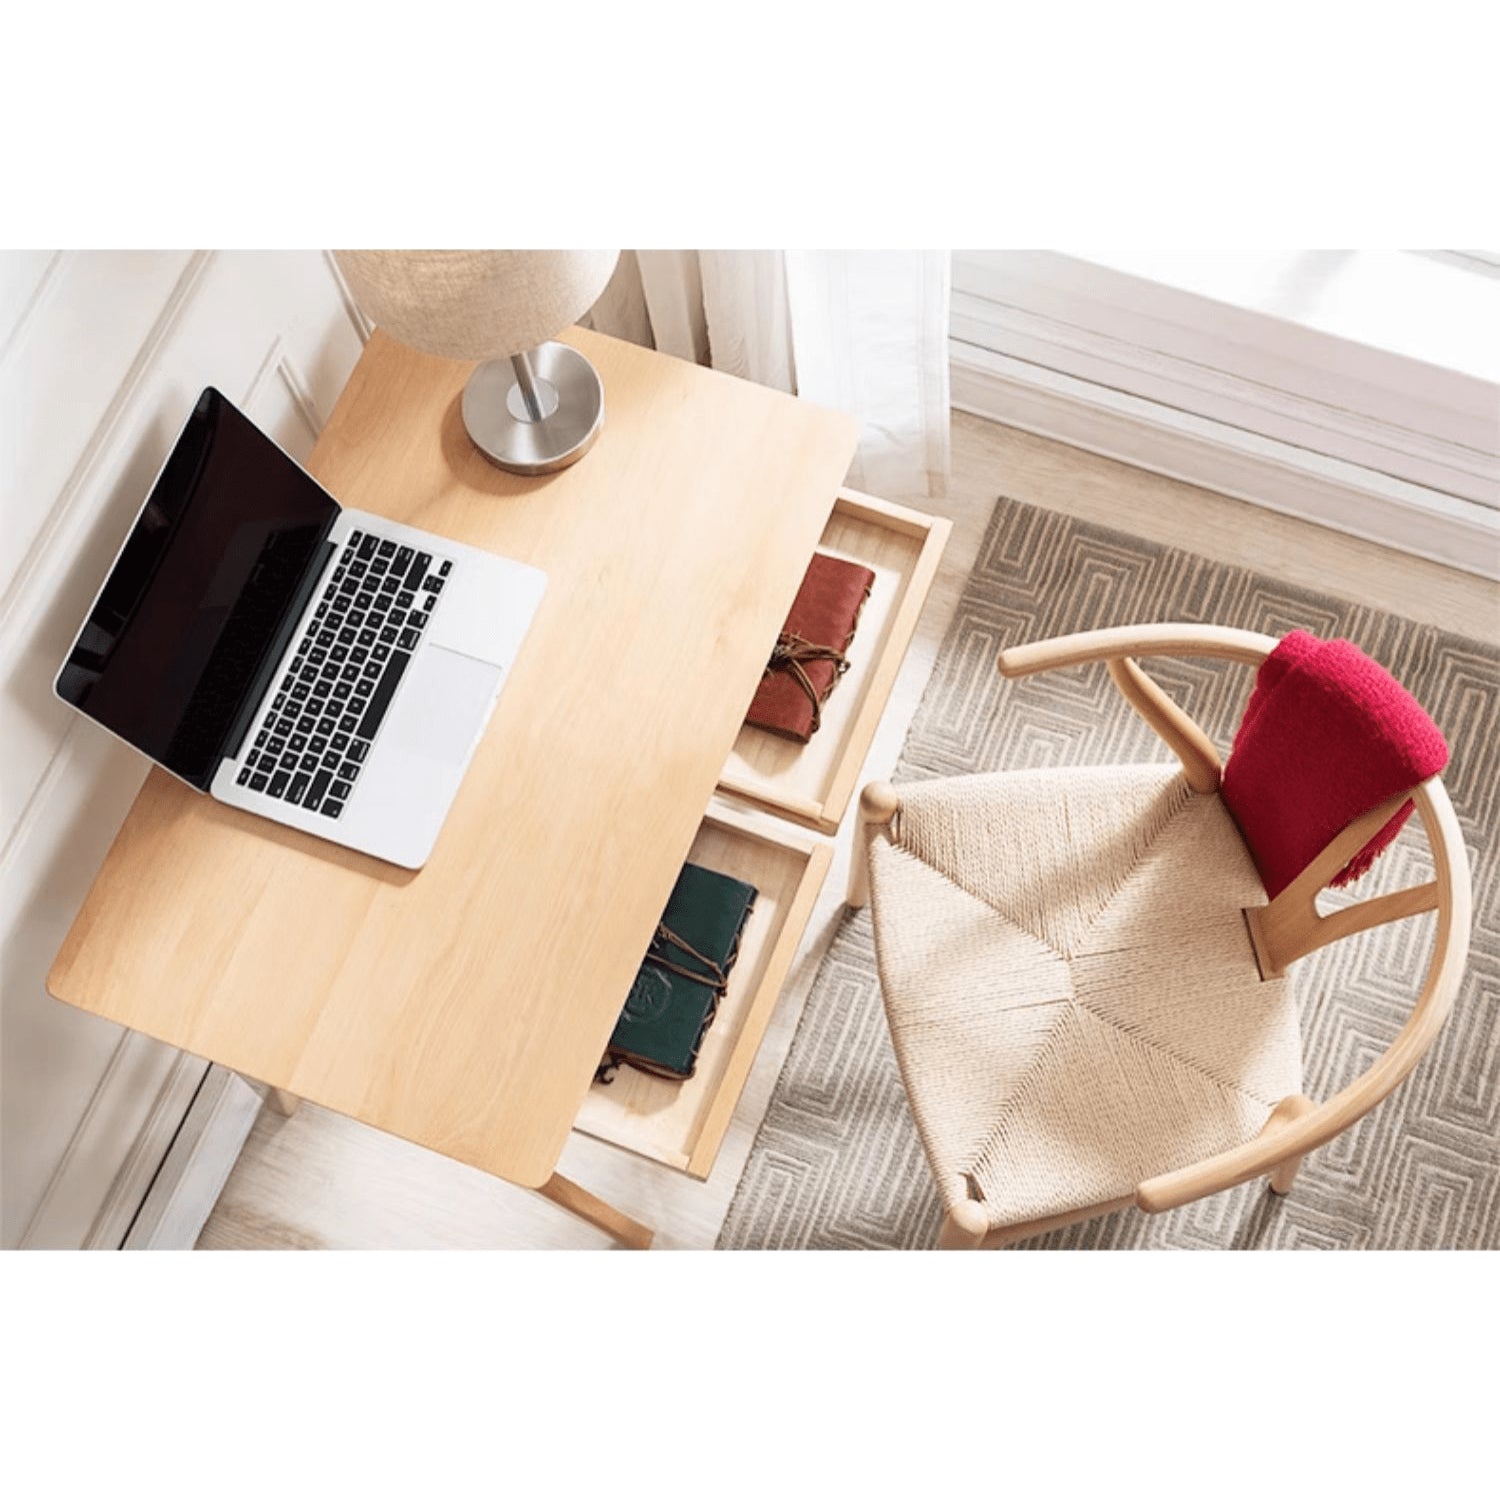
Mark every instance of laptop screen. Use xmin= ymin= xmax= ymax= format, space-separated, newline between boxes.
xmin=56 ymin=388 xmax=339 ymax=790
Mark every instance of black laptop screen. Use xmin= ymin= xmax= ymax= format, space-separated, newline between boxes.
xmin=56 ymin=388 xmax=338 ymax=789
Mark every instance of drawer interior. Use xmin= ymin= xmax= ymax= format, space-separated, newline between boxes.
xmin=719 ymin=489 xmax=948 ymax=833
xmin=572 ymin=799 xmax=831 ymax=1178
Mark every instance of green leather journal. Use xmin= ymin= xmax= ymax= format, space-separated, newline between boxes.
xmin=603 ymin=862 xmax=758 ymax=1081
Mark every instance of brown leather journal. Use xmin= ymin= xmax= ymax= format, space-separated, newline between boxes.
xmin=745 ymin=552 xmax=876 ymax=742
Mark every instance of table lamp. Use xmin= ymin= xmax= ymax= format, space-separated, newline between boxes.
xmin=333 ymin=249 xmax=619 ymax=475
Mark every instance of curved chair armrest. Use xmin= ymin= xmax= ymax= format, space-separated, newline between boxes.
xmin=1136 ymin=779 xmax=1472 ymax=1214
xmin=999 ymin=624 xmax=1280 ymax=678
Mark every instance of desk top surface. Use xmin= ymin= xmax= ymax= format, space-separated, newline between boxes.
xmin=48 ymin=327 xmax=857 ymax=1187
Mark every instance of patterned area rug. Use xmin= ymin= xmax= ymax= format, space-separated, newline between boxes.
xmin=719 ymin=496 xmax=1499 ymax=1250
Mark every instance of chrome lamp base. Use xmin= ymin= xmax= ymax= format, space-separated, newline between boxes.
xmin=461 ymin=342 xmax=605 ymax=475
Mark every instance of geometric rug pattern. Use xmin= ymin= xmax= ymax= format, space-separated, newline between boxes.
xmin=719 ymin=496 xmax=1500 ymax=1249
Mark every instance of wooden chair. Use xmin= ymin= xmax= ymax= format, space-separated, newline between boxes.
xmin=849 ymin=624 xmax=1471 ymax=1250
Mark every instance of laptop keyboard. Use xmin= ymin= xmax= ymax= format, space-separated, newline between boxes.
xmin=233 ymin=529 xmax=452 ymax=819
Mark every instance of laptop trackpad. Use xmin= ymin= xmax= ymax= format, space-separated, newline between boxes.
xmin=385 ymin=647 xmax=502 ymax=768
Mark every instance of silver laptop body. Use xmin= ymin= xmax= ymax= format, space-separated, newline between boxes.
xmin=55 ymin=388 xmax=545 ymax=870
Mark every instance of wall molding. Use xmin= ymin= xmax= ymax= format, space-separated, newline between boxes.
xmin=0 ymin=250 xmax=65 ymax=366
xmin=243 ymin=337 xmax=325 ymax=445
xmin=0 ymin=719 xmax=79 ymax=877
xmin=122 ymin=1067 xmax=262 ymax=1250
xmin=277 ymin=354 xmax=325 ymax=442
xmin=952 ymin=251 xmax=1499 ymax=455
xmin=951 ymin=341 xmax=1500 ymax=582
xmin=19 ymin=1032 xmax=191 ymax=1248
xmin=85 ymin=1051 xmax=209 ymax=1248
xmin=952 ymin=287 xmax=1499 ymax=507
xmin=0 ymin=251 xmax=213 ymax=639
xmin=323 ymin=250 xmax=373 ymax=343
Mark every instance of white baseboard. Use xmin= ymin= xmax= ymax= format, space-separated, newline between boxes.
xmin=950 ymin=255 xmax=1500 ymax=502
xmin=19 ymin=1040 xmax=261 ymax=1251
xmin=19 ymin=1032 xmax=200 ymax=1249
xmin=951 ymin=341 xmax=1500 ymax=582
xmin=123 ymin=1066 xmax=262 ymax=1250
xmin=86 ymin=1052 xmax=210 ymax=1249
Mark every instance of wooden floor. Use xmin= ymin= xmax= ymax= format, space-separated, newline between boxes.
xmin=197 ymin=412 xmax=1496 ymax=1250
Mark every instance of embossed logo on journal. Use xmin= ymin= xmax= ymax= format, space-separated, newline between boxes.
xmin=624 ymin=965 xmax=674 ymax=1023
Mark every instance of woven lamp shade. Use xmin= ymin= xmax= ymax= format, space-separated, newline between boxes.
xmin=333 ymin=250 xmax=619 ymax=361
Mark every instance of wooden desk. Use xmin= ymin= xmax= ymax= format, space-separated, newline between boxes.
xmin=48 ymin=328 xmax=858 ymax=1210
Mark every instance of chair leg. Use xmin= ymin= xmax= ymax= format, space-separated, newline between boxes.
xmin=535 ymin=1173 xmax=655 ymax=1249
xmin=847 ymin=781 xmax=899 ymax=908
xmin=1260 ymin=1094 xmax=1316 ymax=1196
xmin=937 ymin=1199 xmax=989 ymax=1249
xmin=1268 ymin=1155 xmax=1305 ymax=1197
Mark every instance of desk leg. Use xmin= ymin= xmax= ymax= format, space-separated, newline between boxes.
xmin=536 ymin=1173 xmax=655 ymax=1249
xmin=242 ymin=1074 xmax=303 ymax=1118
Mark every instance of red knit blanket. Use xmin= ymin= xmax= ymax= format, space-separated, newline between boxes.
xmin=1220 ymin=631 xmax=1448 ymax=899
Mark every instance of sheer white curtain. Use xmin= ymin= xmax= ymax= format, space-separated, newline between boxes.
xmin=584 ymin=250 xmax=950 ymax=499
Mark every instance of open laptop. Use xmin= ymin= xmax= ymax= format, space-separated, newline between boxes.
xmin=56 ymin=387 xmax=546 ymax=869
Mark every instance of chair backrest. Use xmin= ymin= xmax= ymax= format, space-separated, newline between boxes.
xmin=1245 ymin=778 xmax=1454 ymax=977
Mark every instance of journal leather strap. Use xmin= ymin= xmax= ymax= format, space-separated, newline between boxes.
xmin=643 ymin=921 xmax=729 ymax=995
xmin=764 ymin=632 xmax=850 ymax=735
xmin=595 ymin=918 xmax=747 ymax=1084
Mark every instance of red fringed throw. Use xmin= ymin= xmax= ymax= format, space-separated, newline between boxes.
xmin=1220 ymin=630 xmax=1449 ymax=899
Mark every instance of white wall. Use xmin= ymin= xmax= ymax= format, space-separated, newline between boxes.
xmin=1 ymin=251 xmax=367 ymax=1248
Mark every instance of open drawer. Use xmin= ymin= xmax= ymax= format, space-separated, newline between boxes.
xmin=573 ymin=798 xmax=832 ymax=1179
xmin=718 ymin=487 xmax=949 ymax=834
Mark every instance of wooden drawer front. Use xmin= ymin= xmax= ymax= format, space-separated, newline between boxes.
xmin=573 ymin=800 xmax=831 ymax=1179
xmin=718 ymin=488 xmax=949 ymax=834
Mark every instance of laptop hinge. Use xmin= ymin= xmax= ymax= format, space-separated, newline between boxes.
xmin=218 ymin=534 xmax=338 ymax=767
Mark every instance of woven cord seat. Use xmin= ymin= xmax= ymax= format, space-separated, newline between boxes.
xmin=869 ymin=763 xmax=1301 ymax=1232
xmin=850 ymin=623 xmax=1471 ymax=1249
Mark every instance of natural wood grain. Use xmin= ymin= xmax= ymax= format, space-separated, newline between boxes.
xmin=686 ymin=815 xmax=832 ymax=1177
xmin=1260 ymin=1094 xmax=1316 ymax=1195
xmin=266 ymin=1089 xmax=301 ymax=1119
xmin=999 ymin=623 xmax=1281 ymax=676
xmin=572 ymin=799 xmax=832 ymax=1178
xmin=1245 ymin=791 xmax=1442 ymax=976
xmin=46 ymin=327 xmax=858 ymax=1191
xmin=936 ymin=1199 xmax=989 ymax=1249
xmin=718 ymin=490 xmax=950 ymax=833
xmin=536 ymin=1173 xmax=655 ymax=1249
xmin=1107 ymin=656 xmax=1222 ymax=793
xmin=952 ymin=412 xmax=1499 ymax=644
xmin=846 ymin=780 xmax=899 ymax=909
